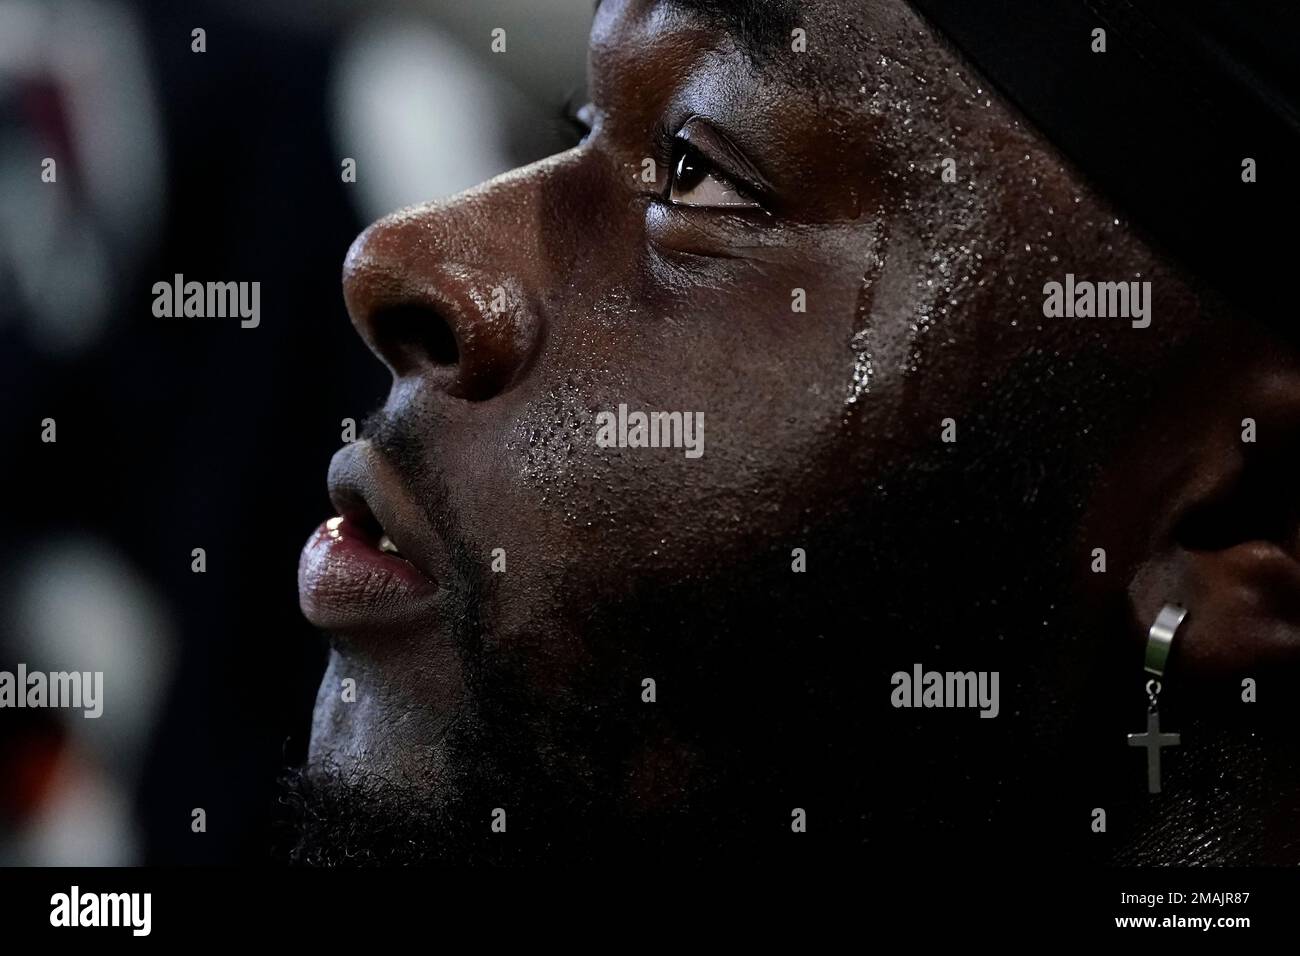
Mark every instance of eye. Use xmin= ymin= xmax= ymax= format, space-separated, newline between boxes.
xmin=668 ymin=141 xmax=760 ymax=209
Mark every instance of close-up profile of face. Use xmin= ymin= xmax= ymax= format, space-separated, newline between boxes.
xmin=290 ymin=0 xmax=1300 ymax=865
xmin=8 ymin=0 xmax=1300 ymax=914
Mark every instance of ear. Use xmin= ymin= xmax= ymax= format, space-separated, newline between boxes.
xmin=1089 ymin=341 xmax=1300 ymax=688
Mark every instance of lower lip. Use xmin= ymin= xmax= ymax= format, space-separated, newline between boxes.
xmin=298 ymin=516 xmax=440 ymax=633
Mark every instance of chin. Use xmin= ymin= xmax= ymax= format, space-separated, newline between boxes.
xmin=305 ymin=650 xmax=457 ymax=795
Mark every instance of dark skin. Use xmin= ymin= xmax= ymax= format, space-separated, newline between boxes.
xmin=292 ymin=0 xmax=1300 ymax=864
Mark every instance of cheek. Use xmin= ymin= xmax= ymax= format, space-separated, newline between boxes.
xmin=476 ymin=262 xmax=874 ymax=593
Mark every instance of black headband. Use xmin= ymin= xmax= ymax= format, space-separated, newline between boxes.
xmin=907 ymin=0 xmax=1299 ymax=322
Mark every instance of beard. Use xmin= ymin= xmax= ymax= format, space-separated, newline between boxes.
xmin=278 ymin=346 xmax=1300 ymax=866
xmin=276 ymin=476 xmax=1090 ymax=865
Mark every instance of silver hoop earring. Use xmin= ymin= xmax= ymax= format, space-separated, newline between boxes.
xmin=1127 ymin=604 xmax=1186 ymax=794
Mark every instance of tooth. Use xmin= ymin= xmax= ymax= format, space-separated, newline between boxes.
xmin=378 ymin=534 xmax=400 ymax=555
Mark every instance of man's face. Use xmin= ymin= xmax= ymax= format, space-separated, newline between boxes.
xmin=293 ymin=0 xmax=1299 ymax=863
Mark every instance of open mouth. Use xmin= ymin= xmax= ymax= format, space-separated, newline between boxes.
xmin=327 ymin=512 xmax=415 ymax=568
xmin=328 ymin=491 xmax=417 ymax=566
xmin=332 ymin=501 xmax=405 ymax=558
xmin=297 ymin=445 xmax=442 ymax=635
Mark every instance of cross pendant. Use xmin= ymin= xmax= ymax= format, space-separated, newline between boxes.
xmin=1128 ymin=708 xmax=1179 ymax=794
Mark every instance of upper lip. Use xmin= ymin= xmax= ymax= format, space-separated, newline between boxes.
xmin=326 ymin=440 xmax=446 ymax=586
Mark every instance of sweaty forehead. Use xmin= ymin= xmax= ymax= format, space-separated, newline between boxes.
xmin=650 ymin=0 xmax=801 ymax=51
xmin=592 ymin=0 xmax=928 ymax=84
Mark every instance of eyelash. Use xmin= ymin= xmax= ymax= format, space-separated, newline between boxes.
xmin=654 ymin=119 xmax=762 ymax=209
xmin=561 ymin=103 xmax=761 ymax=209
xmin=669 ymin=140 xmax=750 ymax=200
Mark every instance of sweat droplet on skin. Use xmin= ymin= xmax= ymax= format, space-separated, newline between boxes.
xmin=845 ymin=247 xmax=885 ymax=409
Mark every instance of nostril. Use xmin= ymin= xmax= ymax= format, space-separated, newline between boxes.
xmin=372 ymin=304 xmax=460 ymax=372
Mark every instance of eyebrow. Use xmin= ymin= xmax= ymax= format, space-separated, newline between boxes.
xmin=596 ymin=0 xmax=799 ymax=54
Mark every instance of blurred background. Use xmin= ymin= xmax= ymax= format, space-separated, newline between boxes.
xmin=0 ymin=0 xmax=591 ymax=864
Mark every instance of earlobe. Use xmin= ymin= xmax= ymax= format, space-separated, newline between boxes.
xmin=1123 ymin=364 xmax=1300 ymax=683
xmin=1127 ymin=544 xmax=1300 ymax=683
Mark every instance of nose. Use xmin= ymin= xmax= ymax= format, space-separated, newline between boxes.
xmin=341 ymin=175 xmax=550 ymax=401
